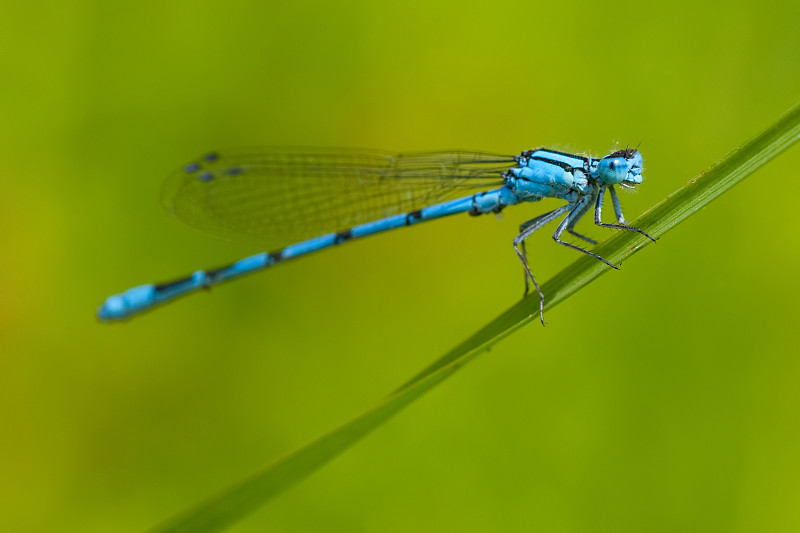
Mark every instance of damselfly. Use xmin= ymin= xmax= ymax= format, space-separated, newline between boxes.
xmin=97 ymin=147 xmax=655 ymax=324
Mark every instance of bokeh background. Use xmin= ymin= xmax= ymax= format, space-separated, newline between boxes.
xmin=3 ymin=1 xmax=800 ymax=531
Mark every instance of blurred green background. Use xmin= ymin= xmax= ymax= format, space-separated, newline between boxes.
xmin=3 ymin=0 xmax=800 ymax=531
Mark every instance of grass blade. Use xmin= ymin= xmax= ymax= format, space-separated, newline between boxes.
xmin=150 ymin=102 xmax=800 ymax=533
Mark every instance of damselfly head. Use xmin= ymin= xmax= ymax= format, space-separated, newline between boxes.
xmin=596 ymin=149 xmax=643 ymax=187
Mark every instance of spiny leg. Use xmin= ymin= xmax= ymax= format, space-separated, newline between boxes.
xmin=518 ymin=210 xmax=560 ymax=293
xmin=519 ymin=209 xmax=563 ymax=232
xmin=594 ymin=185 xmax=656 ymax=242
xmin=514 ymin=204 xmax=572 ymax=324
xmin=518 ymin=207 xmax=569 ymax=294
xmin=553 ymin=194 xmax=618 ymax=269
xmin=565 ymin=188 xmax=598 ymax=245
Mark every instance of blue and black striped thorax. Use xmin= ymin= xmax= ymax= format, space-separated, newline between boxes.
xmin=503 ymin=148 xmax=594 ymax=200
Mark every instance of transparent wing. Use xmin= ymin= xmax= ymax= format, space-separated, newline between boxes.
xmin=161 ymin=147 xmax=513 ymax=248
